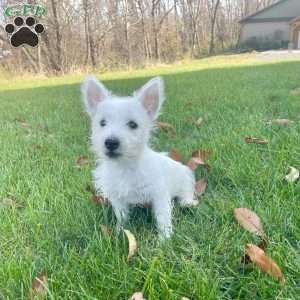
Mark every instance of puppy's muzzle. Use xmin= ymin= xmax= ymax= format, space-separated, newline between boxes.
xmin=105 ymin=138 xmax=121 ymax=158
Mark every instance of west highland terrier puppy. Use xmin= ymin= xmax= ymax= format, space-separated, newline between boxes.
xmin=81 ymin=76 xmax=197 ymax=239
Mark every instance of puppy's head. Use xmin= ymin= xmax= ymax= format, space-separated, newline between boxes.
xmin=81 ymin=76 xmax=164 ymax=160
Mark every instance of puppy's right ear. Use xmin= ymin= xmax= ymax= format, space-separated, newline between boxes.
xmin=81 ymin=76 xmax=109 ymax=117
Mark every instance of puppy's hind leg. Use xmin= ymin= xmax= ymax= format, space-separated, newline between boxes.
xmin=177 ymin=171 xmax=198 ymax=207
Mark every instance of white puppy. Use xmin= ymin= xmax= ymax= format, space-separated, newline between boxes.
xmin=81 ymin=76 xmax=197 ymax=239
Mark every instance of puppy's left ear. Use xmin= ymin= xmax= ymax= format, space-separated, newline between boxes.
xmin=136 ymin=77 xmax=165 ymax=120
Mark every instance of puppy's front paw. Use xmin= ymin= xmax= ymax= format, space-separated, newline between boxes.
xmin=158 ymin=228 xmax=173 ymax=241
xmin=180 ymin=199 xmax=199 ymax=207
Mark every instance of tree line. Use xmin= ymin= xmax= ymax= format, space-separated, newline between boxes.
xmin=0 ymin=0 xmax=277 ymax=74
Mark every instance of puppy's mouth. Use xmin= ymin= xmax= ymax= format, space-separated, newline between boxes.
xmin=106 ymin=151 xmax=122 ymax=159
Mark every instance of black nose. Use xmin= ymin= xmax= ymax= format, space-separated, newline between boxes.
xmin=105 ymin=138 xmax=120 ymax=151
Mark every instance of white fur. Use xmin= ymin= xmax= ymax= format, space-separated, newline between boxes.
xmin=82 ymin=76 xmax=197 ymax=239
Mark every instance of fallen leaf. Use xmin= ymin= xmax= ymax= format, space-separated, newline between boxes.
xmin=37 ymin=123 xmax=50 ymax=133
xmin=186 ymin=149 xmax=211 ymax=171
xmin=32 ymin=144 xmax=42 ymax=150
xmin=241 ymin=236 xmax=268 ymax=265
xmin=234 ymin=208 xmax=264 ymax=237
xmin=100 ymin=224 xmax=111 ymax=238
xmin=20 ymin=122 xmax=31 ymax=128
xmin=15 ymin=117 xmax=30 ymax=128
xmin=285 ymin=166 xmax=300 ymax=183
xmin=14 ymin=117 xmax=26 ymax=123
xmin=1 ymin=196 xmax=23 ymax=209
xmin=192 ymin=149 xmax=212 ymax=162
xmin=195 ymin=179 xmax=207 ymax=197
xmin=184 ymin=101 xmax=193 ymax=108
xmin=91 ymin=193 xmax=109 ymax=205
xmin=124 ymin=229 xmax=137 ymax=262
xmin=170 ymin=149 xmax=182 ymax=162
xmin=290 ymin=87 xmax=300 ymax=96
xmin=157 ymin=121 xmax=175 ymax=132
xmin=75 ymin=155 xmax=89 ymax=168
xmin=129 ymin=292 xmax=145 ymax=300
xmin=187 ymin=157 xmax=206 ymax=171
xmin=268 ymin=119 xmax=292 ymax=126
xmin=245 ymin=137 xmax=268 ymax=145
xmin=195 ymin=117 xmax=204 ymax=128
xmin=30 ymin=272 xmax=48 ymax=299
xmin=246 ymin=244 xmax=283 ymax=282
xmin=186 ymin=157 xmax=204 ymax=171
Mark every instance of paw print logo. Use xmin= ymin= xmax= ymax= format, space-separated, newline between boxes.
xmin=5 ymin=16 xmax=45 ymax=47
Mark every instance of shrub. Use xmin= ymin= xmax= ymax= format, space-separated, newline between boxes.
xmin=239 ymin=32 xmax=289 ymax=51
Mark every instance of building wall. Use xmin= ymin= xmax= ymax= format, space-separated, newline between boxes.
xmin=250 ymin=0 xmax=300 ymax=20
xmin=240 ymin=22 xmax=290 ymax=42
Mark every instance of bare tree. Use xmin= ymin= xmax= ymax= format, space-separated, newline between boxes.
xmin=0 ymin=0 xmax=279 ymax=74
xmin=208 ymin=0 xmax=221 ymax=54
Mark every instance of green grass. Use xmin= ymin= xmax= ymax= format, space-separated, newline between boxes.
xmin=0 ymin=54 xmax=300 ymax=299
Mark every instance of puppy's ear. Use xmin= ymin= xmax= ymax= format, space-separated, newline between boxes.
xmin=136 ymin=77 xmax=164 ymax=120
xmin=81 ymin=76 xmax=110 ymax=117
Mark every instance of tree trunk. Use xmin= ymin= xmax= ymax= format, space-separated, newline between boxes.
xmin=50 ymin=0 xmax=62 ymax=71
xmin=209 ymin=0 xmax=221 ymax=55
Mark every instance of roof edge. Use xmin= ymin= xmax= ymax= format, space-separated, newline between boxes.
xmin=290 ymin=16 xmax=300 ymax=24
xmin=241 ymin=17 xmax=293 ymax=23
xmin=239 ymin=0 xmax=289 ymax=23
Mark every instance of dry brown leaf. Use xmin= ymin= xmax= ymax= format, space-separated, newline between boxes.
xmin=192 ymin=149 xmax=212 ymax=162
xmin=1 ymin=196 xmax=23 ymax=209
xmin=124 ymin=229 xmax=137 ymax=262
xmin=32 ymin=144 xmax=42 ymax=150
xmin=242 ymin=236 xmax=269 ymax=265
xmin=245 ymin=137 xmax=268 ymax=145
xmin=170 ymin=149 xmax=182 ymax=162
xmin=186 ymin=149 xmax=211 ymax=171
xmin=37 ymin=123 xmax=49 ymax=132
xmin=195 ymin=179 xmax=207 ymax=197
xmin=268 ymin=119 xmax=292 ymax=126
xmin=195 ymin=117 xmax=204 ymax=128
xmin=184 ymin=101 xmax=193 ymax=108
xmin=75 ymin=155 xmax=89 ymax=168
xmin=290 ymin=87 xmax=300 ymax=96
xmin=14 ymin=117 xmax=26 ymax=123
xmin=91 ymin=193 xmax=110 ymax=205
xmin=100 ymin=224 xmax=111 ymax=238
xmin=30 ymin=272 xmax=48 ymax=300
xmin=129 ymin=292 xmax=146 ymax=300
xmin=246 ymin=244 xmax=283 ymax=282
xmin=157 ymin=121 xmax=175 ymax=132
xmin=20 ymin=122 xmax=31 ymax=128
xmin=285 ymin=166 xmax=300 ymax=183
xmin=15 ymin=117 xmax=31 ymax=128
xmin=186 ymin=157 xmax=205 ymax=171
xmin=234 ymin=208 xmax=264 ymax=237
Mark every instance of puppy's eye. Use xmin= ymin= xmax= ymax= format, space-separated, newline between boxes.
xmin=100 ymin=119 xmax=106 ymax=127
xmin=128 ymin=120 xmax=138 ymax=129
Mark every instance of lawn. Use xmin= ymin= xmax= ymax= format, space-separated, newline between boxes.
xmin=0 ymin=54 xmax=300 ymax=299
